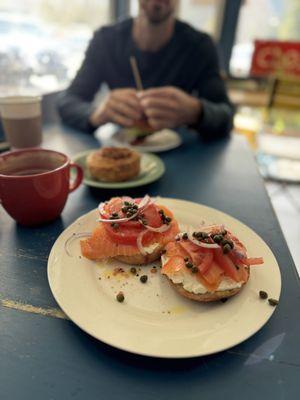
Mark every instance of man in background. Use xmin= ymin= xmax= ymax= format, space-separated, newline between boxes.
xmin=58 ymin=0 xmax=234 ymax=140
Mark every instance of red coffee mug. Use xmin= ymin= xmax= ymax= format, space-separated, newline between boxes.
xmin=0 ymin=148 xmax=83 ymax=226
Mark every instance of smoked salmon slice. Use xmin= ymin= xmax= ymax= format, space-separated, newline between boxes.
xmin=81 ymin=220 xmax=179 ymax=260
xmin=165 ymin=241 xmax=189 ymax=259
xmin=161 ymin=256 xmax=185 ymax=274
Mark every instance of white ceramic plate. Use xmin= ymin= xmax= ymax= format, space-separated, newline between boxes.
xmin=95 ymin=124 xmax=182 ymax=153
xmin=48 ymin=198 xmax=281 ymax=358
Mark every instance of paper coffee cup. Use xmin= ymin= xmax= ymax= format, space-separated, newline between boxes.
xmin=0 ymin=96 xmax=42 ymax=149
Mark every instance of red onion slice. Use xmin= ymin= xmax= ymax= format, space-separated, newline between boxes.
xmin=136 ymin=230 xmax=148 ymax=256
xmin=64 ymin=231 xmax=92 ymax=257
xmin=189 ymin=237 xmax=220 ymax=249
xmin=97 ymin=214 xmax=138 ymax=223
xmin=138 ymin=194 xmax=151 ymax=211
xmin=140 ymin=222 xmax=171 ymax=233
xmin=97 ymin=195 xmax=152 ymax=223
xmin=200 ymin=224 xmax=225 ymax=233
xmin=97 ymin=201 xmax=138 ymax=223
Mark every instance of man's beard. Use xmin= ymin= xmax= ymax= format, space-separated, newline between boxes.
xmin=140 ymin=1 xmax=174 ymax=25
xmin=147 ymin=5 xmax=173 ymax=24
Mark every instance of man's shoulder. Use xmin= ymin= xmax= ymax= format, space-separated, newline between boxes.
xmin=93 ymin=18 xmax=132 ymax=41
xmin=175 ymin=19 xmax=215 ymax=49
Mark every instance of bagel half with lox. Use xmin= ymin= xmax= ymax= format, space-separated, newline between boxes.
xmin=80 ymin=195 xmax=179 ymax=265
xmin=161 ymin=225 xmax=264 ymax=302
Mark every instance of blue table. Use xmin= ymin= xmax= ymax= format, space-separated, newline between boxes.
xmin=1 ymin=125 xmax=299 ymax=400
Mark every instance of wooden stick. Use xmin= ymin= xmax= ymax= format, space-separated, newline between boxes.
xmin=130 ymin=56 xmax=143 ymax=91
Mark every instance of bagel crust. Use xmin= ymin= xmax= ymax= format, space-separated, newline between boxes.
xmin=166 ymin=267 xmax=250 ymax=302
xmin=115 ymin=245 xmax=164 ymax=265
xmin=87 ymin=147 xmax=140 ymax=182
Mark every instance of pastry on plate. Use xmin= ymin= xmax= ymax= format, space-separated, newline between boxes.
xmin=87 ymin=147 xmax=140 ymax=182
xmin=161 ymin=225 xmax=264 ymax=302
xmin=80 ymin=195 xmax=179 ymax=265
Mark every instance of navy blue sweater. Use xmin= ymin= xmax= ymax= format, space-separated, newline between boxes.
xmin=58 ymin=18 xmax=234 ymax=139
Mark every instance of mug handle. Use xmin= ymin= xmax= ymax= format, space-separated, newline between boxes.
xmin=69 ymin=162 xmax=83 ymax=193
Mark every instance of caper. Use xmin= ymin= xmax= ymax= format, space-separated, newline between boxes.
xmin=201 ymin=232 xmax=209 ymax=239
xmin=222 ymin=244 xmax=231 ymax=254
xmin=159 ymin=209 xmax=164 ymax=215
xmin=221 ymin=229 xmax=227 ymax=236
xmin=192 ymin=232 xmax=202 ymax=240
xmin=140 ymin=275 xmax=148 ymax=283
xmin=116 ymin=292 xmax=124 ymax=302
xmin=165 ymin=216 xmax=172 ymax=224
xmin=185 ymin=262 xmax=193 ymax=269
xmin=191 ymin=266 xmax=199 ymax=273
xmin=130 ymin=267 xmax=137 ymax=274
xmin=182 ymin=233 xmax=188 ymax=240
xmin=268 ymin=298 xmax=279 ymax=307
xmin=221 ymin=239 xmax=234 ymax=249
xmin=111 ymin=222 xmax=119 ymax=229
xmin=227 ymin=240 xmax=234 ymax=249
xmin=124 ymin=201 xmax=131 ymax=206
xmin=259 ymin=290 xmax=268 ymax=299
xmin=112 ymin=212 xmax=119 ymax=217
xmin=132 ymin=204 xmax=138 ymax=210
xmin=184 ymin=257 xmax=189 ymax=262
xmin=213 ymin=234 xmax=223 ymax=243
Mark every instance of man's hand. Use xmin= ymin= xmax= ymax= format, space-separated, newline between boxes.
xmin=89 ymin=88 xmax=143 ymax=127
xmin=139 ymin=86 xmax=202 ymax=130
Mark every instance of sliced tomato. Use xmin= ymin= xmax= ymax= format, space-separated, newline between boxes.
xmin=142 ymin=204 xmax=162 ymax=227
xmin=104 ymin=223 xmax=146 ymax=245
xmin=241 ymin=257 xmax=264 ymax=266
xmin=157 ymin=205 xmax=174 ymax=218
xmin=101 ymin=198 xmax=173 ymax=246
xmin=213 ymin=248 xmax=240 ymax=281
xmin=101 ymin=197 xmax=125 ymax=216
xmin=161 ymin=256 xmax=185 ymax=274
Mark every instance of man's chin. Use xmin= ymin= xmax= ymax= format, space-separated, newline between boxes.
xmin=146 ymin=12 xmax=172 ymax=25
xmin=144 ymin=4 xmax=173 ymax=25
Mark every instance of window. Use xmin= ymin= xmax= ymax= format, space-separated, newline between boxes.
xmin=177 ymin=0 xmax=224 ymax=39
xmin=230 ymin=0 xmax=300 ymax=77
xmin=0 ymin=0 xmax=111 ymax=95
